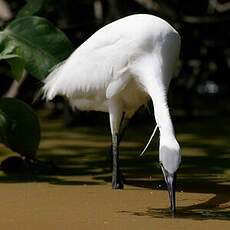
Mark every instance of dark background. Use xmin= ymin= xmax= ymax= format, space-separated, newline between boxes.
xmin=1 ymin=0 xmax=230 ymax=125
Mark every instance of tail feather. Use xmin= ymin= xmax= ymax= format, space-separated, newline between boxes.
xmin=42 ymin=60 xmax=67 ymax=100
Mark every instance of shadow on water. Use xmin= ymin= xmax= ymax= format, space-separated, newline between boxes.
xmin=1 ymin=112 xmax=230 ymax=220
xmin=119 ymin=208 xmax=230 ymax=221
xmin=119 ymin=179 xmax=230 ymax=220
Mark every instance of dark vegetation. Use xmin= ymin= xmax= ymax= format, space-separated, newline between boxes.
xmin=0 ymin=0 xmax=230 ymax=185
xmin=1 ymin=0 xmax=230 ymax=119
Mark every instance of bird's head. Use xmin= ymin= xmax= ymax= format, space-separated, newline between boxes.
xmin=159 ymin=136 xmax=181 ymax=213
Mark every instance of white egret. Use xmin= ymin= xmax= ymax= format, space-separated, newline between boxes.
xmin=42 ymin=14 xmax=181 ymax=213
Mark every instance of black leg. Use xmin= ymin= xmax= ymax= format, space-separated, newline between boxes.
xmin=107 ymin=112 xmax=129 ymax=167
xmin=112 ymin=133 xmax=123 ymax=189
xmin=106 ymin=133 xmax=124 ymax=168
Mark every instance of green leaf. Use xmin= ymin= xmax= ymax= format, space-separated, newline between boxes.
xmin=0 ymin=16 xmax=73 ymax=80
xmin=17 ymin=0 xmax=47 ymax=18
xmin=0 ymin=98 xmax=40 ymax=158
xmin=0 ymin=53 xmax=25 ymax=81
xmin=0 ymin=34 xmax=25 ymax=81
xmin=6 ymin=55 xmax=25 ymax=81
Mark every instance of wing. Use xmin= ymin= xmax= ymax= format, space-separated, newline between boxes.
xmin=43 ymin=14 xmax=179 ymax=101
xmin=43 ymin=24 xmax=133 ymax=100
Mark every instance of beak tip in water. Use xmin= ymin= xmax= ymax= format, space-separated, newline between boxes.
xmin=160 ymin=164 xmax=176 ymax=214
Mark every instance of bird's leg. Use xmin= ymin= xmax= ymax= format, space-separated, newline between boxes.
xmin=107 ymin=112 xmax=132 ymax=186
xmin=107 ymin=112 xmax=128 ymax=166
xmin=111 ymin=132 xmax=123 ymax=189
xmin=108 ymin=102 xmax=125 ymax=189
xmin=107 ymin=113 xmax=124 ymax=166
xmin=118 ymin=114 xmax=130 ymax=144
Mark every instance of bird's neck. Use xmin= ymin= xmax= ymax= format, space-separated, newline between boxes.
xmin=147 ymin=82 xmax=176 ymax=141
xmin=154 ymin=103 xmax=175 ymax=138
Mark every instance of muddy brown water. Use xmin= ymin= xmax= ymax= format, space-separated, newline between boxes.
xmin=0 ymin=112 xmax=230 ymax=229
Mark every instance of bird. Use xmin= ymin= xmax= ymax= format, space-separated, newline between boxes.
xmin=42 ymin=14 xmax=181 ymax=213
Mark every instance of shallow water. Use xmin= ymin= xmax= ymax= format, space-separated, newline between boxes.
xmin=1 ymin=112 xmax=230 ymax=229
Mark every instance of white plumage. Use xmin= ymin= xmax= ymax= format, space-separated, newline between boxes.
xmin=43 ymin=14 xmax=181 ymax=213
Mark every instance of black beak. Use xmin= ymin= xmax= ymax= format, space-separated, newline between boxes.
xmin=160 ymin=164 xmax=176 ymax=214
